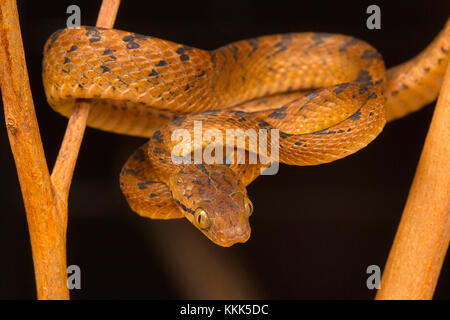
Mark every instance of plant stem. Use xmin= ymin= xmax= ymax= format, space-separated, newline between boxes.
xmin=52 ymin=0 xmax=121 ymax=204
xmin=0 ymin=0 xmax=120 ymax=299
xmin=0 ymin=0 xmax=68 ymax=299
xmin=376 ymin=62 xmax=450 ymax=300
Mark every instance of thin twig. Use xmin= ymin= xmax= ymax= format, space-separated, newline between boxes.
xmin=376 ymin=62 xmax=450 ymax=300
xmin=51 ymin=101 xmax=90 ymax=204
xmin=51 ymin=0 xmax=121 ymax=204
xmin=96 ymin=0 xmax=120 ymax=28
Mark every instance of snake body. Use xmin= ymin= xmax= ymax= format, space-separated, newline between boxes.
xmin=43 ymin=20 xmax=450 ymax=246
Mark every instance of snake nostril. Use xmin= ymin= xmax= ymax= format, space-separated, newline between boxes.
xmin=233 ymin=228 xmax=251 ymax=243
xmin=216 ymin=226 xmax=250 ymax=245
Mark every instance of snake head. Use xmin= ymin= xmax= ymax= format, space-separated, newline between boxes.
xmin=168 ymin=164 xmax=253 ymax=247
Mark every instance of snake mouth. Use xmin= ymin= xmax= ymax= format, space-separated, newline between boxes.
xmin=214 ymin=227 xmax=251 ymax=247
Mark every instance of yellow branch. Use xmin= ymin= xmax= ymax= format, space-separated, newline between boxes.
xmin=52 ymin=0 xmax=121 ymax=204
xmin=0 ymin=0 xmax=120 ymax=299
xmin=0 ymin=0 xmax=67 ymax=300
xmin=376 ymin=62 xmax=450 ymax=299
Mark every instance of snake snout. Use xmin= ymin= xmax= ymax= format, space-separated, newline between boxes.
xmin=216 ymin=222 xmax=251 ymax=247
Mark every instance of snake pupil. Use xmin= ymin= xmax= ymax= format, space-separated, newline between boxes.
xmin=195 ymin=207 xmax=210 ymax=230
xmin=245 ymin=199 xmax=253 ymax=216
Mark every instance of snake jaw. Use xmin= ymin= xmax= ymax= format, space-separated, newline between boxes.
xmin=190 ymin=210 xmax=251 ymax=247
xmin=213 ymin=218 xmax=251 ymax=247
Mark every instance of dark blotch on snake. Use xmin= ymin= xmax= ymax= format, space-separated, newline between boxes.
xmin=280 ymin=132 xmax=293 ymax=139
xmin=355 ymin=70 xmax=373 ymax=83
xmin=148 ymin=69 xmax=158 ymax=77
xmin=122 ymin=168 xmax=139 ymax=177
xmin=174 ymin=199 xmax=195 ymax=215
xmin=196 ymin=164 xmax=209 ymax=175
xmin=122 ymin=35 xmax=135 ymax=42
xmin=100 ymin=65 xmax=110 ymax=73
xmin=202 ymin=109 xmax=221 ymax=116
xmin=67 ymin=45 xmax=78 ymax=53
xmin=210 ymin=52 xmax=217 ymax=67
xmin=196 ymin=70 xmax=206 ymax=78
xmin=229 ymin=44 xmax=239 ymax=61
xmin=180 ymin=54 xmax=190 ymax=61
xmin=367 ymin=92 xmax=378 ymax=100
xmin=359 ymin=83 xmax=370 ymax=94
xmin=247 ymin=39 xmax=259 ymax=57
xmin=156 ymin=60 xmax=168 ymax=67
xmin=339 ymin=38 xmax=359 ymax=52
xmin=313 ymin=129 xmax=336 ymax=136
xmin=137 ymin=181 xmax=155 ymax=190
xmin=133 ymin=148 xmax=146 ymax=162
xmin=258 ymin=120 xmax=270 ymax=127
xmin=152 ymin=130 xmax=164 ymax=143
xmin=334 ymin=87 xmax=344 ymax=94
xmin=268 ymin=106 xmax=287 ymax=119
xmin=126 ymin=42 xmax=140 ymax=49
xmin=47 ymin=29 xmax=63 ymax=50
xmin=304 ymin=89 xmax=322 ymax=101
xmin=102 ymin=48 xmax=114 ymax=55
xmin=361 ymin=50 xmax=382 ymax=61
xmin=234 ymin=111 xmax=246 ymax=121
xmin=349 ymin=109 xmax=362 ymax=122
xmin=171 ymin=116 xmax=186 ymax=126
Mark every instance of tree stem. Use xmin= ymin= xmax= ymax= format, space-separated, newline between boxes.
xmin=0 ymin=0 xmax=120 ymax=299
xmin=376 ymin=62 xmax=450 ymax=300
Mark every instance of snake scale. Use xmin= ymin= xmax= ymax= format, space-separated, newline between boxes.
xmin=43 ymin=19 xmax=449 ymax=246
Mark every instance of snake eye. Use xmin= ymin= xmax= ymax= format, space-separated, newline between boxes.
xmin=194 ymin=208 xmax=210 ymax=230
xmin=244 ymin=198 xmax=253 ymax=216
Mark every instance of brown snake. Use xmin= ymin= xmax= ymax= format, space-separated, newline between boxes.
xmin=43 ymin=19 xmax=449 ymax=247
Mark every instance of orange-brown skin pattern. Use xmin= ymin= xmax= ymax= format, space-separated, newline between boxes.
xmin=43 ymin=19 xmax=450 ymax=247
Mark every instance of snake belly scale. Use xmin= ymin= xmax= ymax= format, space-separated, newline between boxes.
xmin=42 ymin=20 xmax=450 ymax=247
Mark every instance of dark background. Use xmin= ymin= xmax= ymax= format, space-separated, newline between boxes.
xmin=0 ymin=0 xmax=449 ymax=299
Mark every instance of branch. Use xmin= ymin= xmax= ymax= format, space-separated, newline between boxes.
xmin=51 ymin=0 xmax=121 ymax=203
xmin=0 ymin=0 xmax=120 ymax=299
xmin=96 ymin=0 xmax=120 ymax=28
xmin=0 ymin=0 xmax=68 ymax=299
xmin=376 ymin=62 xmax=450 ymax=299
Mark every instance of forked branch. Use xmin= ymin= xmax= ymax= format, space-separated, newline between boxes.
xmin=0 ymin=0 xmax=120 ymax=300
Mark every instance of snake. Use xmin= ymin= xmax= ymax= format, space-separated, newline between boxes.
xmin=42 ymin=19 xmax=450 ymax=247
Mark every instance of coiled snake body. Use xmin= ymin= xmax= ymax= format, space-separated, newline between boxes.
xmin=43 ymin=21 xmax=450 ymax=246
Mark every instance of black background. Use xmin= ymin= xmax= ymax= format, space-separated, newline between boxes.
xmin=0 ymin=0 xmax=449 ymax=299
